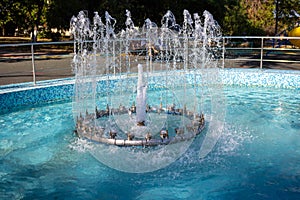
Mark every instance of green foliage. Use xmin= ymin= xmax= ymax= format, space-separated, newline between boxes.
xmin=222 ymin=0 xmax=276 ymax=35
xmin=0 ymin=0 xmax=19 ymax=35
xmin=0 ymin=0 xmax=299 ymax=37
xmin=0 ymin=0 xmax=13 ymax=26
xmin=46 ymin=0 xmax=82 ymax=30
xmin=275 ymin=0 xmax=300 ymax=33
xmin=0 ymin=0 xmax=48 ymax=39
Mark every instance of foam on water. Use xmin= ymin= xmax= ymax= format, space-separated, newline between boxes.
xmin=69 ymin=137 xmax=95 ymax=153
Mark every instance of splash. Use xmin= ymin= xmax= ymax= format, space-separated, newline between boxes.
xmin=70 ymin=9 xmax=225 ymax=173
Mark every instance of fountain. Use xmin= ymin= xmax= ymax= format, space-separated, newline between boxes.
xmin=71 ymin=9 xmax=224 ymax=172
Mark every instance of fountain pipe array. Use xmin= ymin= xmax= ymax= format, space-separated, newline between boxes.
xmin=71 ymin=9 xmax=222 ymax=145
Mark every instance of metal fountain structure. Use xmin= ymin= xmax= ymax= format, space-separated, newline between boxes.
xmin=71 ymin=9 xmax=222 ymax=147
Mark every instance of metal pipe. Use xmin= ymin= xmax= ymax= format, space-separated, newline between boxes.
xmin=0 ymin=36 xmax=299 ymax=48
xmin=0 ymin=40 xmax=74 ymax=48
xmin=222 ymin=37 xmax=225 ymax=69
xmin=260 ymin=37 xmax=264 ymax=69
xmin=31 ymin=44 xmax=36 ymax=85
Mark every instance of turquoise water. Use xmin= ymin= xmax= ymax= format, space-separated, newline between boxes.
xmin=0 ymin=86 xmax=299 ymax=199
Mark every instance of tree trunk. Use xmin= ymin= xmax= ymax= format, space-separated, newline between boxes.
xmin=275 ymin=0 xmax=279 ymax=35
xmin=1 ymin=26 xmax=5 ymax=36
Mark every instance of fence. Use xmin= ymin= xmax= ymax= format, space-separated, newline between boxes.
xmin=0 ymin=36 xmax=299 ymax=86
xmin=0 ymin=41 xmax=74 ymax=86
xmin=223 ymin=36 xmax=300 ymax=70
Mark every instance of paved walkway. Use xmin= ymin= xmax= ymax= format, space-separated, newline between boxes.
xmin=0 ymin=56 xmax=73 ymax=85
xmin=0 ymin=47 xmax=74 ymax=85
xmin=0 ymin=51 xmax=300 ymax=86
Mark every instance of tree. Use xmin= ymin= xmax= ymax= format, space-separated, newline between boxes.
xmin=274 ymin=0 xmax=300 ymax=34
xmin=46 ymin=0 xmax=82 ymax=31
xmin=223 ymin=0 xmax=300 ymax=36
xmin=0 ymin=0 xmax=17 ymax=36
xmin=2 ymin=0 xmax=299 ymax=39
xmin=222 ymin=0 xmax=250 ymax=35
xmin=0 ymin=0 xmax=49 ymax=40
xmin=241 ymin=0 xmax=275 ymax=35
xmin=18 ymin=0 xmax=48 ymax=42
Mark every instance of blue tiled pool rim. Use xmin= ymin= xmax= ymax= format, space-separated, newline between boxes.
xmin=0 ymin=68 xmax=299 ymax=114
